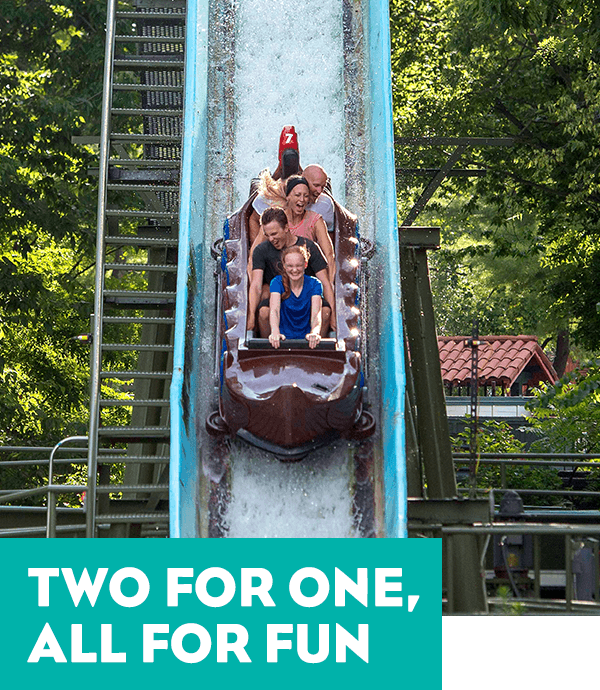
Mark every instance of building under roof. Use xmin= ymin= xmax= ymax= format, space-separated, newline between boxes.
xmin=438 ymin=335 xmax=558 ymax=397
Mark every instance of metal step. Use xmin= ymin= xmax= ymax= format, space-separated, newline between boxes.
xmin=113 ymin=58 xmax=184 ymax=69
xmin=110 ymin=133 xmax=181 ymax=143
xmin=95 ymin=455 xmax=169 ymax=464
xmin=95 ymin=512 xmax=169 ymax=524
xmin=115 ymin=36 xmax=185 ymax=44
xmin=112 ymin=83 xmax=183 ymax=92
xmin=115 ymin=11 xmax=185 ymax=20
xmin=101 ymin=343 xmax=174 ymax=351
xmin=107 ymin=183 xmax=180 ymax=192
xmin=108 ymin=159 xmax=180 ymax=167
xmin=111 ymin=108 xmax=182 ymax=117
xmin=105 ymin=263 xmax=177 ymax=272
xmin=100 ymin=370 xmax=173 ymax=378
xmin=104 ymin=289 xmax=176 ymax=300
xmin=96 ymin=484 xmax=169 ymax=492
xmin=98 ymin=426 xmax=170 ymax=440
xmin=102 ymin=316 xmax=175 ymax=324
xmin=105 ymin=208 xmax=179 ymax=220
xmin=106 ymin=237 xmax=177 ymax=246
xmin=100 ymin=398 xmax=170 ymax=406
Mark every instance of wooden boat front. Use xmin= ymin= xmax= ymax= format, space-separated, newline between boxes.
xmin=222 ymin=346 xmax=362 ymax=449
xmin=212 ymin=189 xmax=371 ymax=454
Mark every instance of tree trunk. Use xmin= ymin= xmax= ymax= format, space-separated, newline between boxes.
xmin=553 ymin=329 xmax=569 ymax=378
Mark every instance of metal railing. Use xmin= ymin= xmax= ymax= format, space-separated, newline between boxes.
xmin=444 ymin=453 xmax=600 ymax=612
xmin=0 ymin=437 xmax=89 ymax=537
xmin=0 ymin=437 xmax=114 ymax=538
xmin=444 ymin=523 xmax=600 ymax=613
xmin=0 ymin=485 xmax=87 ymax=538
xmin=453 ymin=452 xmax=600 ymax=504
xmin=86 ymin=0 xmax=116 ymax=539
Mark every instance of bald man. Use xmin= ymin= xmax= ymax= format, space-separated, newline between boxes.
xmin=302 ymin=164 xmax=335 ymax=233
xmin=249 ymin=163 xmax=336 ymax=243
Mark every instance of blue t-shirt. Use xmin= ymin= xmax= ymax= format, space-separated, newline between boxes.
xmin=270 ymin=274 xmax=323 ymax=339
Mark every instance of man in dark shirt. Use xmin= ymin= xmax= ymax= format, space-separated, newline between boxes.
xmin=248 ymin=207 xmax=335 ymax=337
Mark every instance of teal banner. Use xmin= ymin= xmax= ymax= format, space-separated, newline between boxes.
xmin=1 ymin=539 xmax=440 ymax=688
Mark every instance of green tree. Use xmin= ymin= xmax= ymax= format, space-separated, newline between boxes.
xmin=0 ymin=0 xmax=106 ymax=449
xmin=452 ymin=418 xmax=565 ymax=506
xmin=527 ymin=363 xmax=600 ymax=453
xmin=425 ymin=198 xmax=553 ymax=337
xmin=525 ymin=365 xmax=600 ymax=506
xmin=391 ymin=0 xmax=600 ymax=353
xmin=0 ymin=1 xmax=109 ymax=508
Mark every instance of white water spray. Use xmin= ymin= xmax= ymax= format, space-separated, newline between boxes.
xmin=223 ymin=0 xmax=358 ymax=537
xmin=232 ymin=0 xmax=346 ymax=206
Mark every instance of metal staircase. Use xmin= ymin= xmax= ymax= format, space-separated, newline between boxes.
xmin=85 ymin=0 xmax=187 ymax=537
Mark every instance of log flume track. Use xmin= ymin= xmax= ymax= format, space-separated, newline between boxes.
xmin=170 ymin=0 xmax=406 ymax=539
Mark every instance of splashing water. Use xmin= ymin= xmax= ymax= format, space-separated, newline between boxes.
xmin=232 ymin=0 xmax=346 ymax=207
xmin=218 ymin=0 xmax=360 ymax=537
xmin=224 ymin=441 xmax=359 ymax=538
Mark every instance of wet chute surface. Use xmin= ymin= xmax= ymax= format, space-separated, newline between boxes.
xmin=170 ymin=0 xmax=406 ymax=538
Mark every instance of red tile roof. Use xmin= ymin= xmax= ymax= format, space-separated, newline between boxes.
xmin=438 ymin=335 xmax=558 ymax=389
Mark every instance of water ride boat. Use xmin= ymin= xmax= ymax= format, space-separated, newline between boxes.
xmin=206 ymin=135 xmax=375 ymax=460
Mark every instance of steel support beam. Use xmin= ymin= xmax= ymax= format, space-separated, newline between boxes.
xmin=396 ymin=136 xmax=514 ymax=228
xmin=400 ymin=226 xmax=488 ymax=612
xmin=400 ymin=227 xmax=456 ymax=499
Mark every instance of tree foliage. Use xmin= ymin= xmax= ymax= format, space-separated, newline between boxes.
xmin=0 ymin=0 xmax=106 ymax=446
xmin=391 ymin=0 xmax=600 ymax=351
xmin=0 ymin=0 xmax=104 ymax=247
xmin=527 ymin=363 xmax=600 ymax=453
xmin=452 ymin=418 xmax=565 ymax=505
xmin=524 ymin=365 xmax=600 ymax=507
